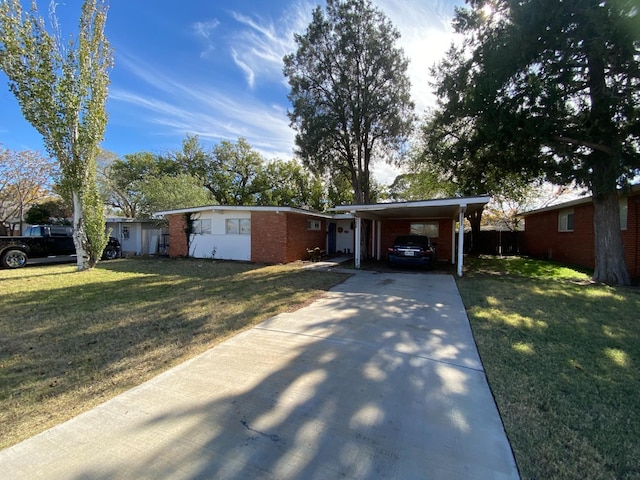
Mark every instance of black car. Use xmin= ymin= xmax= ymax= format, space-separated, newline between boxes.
xmin=387 ymin=234 xmax=436 ymax=269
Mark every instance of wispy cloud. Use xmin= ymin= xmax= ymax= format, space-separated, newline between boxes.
xmin=193 ymin=19 xmax=221 ymax=59
xmin=110 ymin=0 xmax=461 ymax=184
xmin=110 ymin=52 xmax=294 ymax=158
xmin=227 ymin=2 xmax=314 ymax=88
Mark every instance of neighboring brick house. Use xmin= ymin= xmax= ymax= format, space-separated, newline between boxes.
xmin=520 ymin=186 xmax=640 ymax=279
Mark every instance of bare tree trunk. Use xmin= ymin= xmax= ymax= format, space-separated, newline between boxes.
xmin=71 ymin=189 xmax=90 ymax=271
xmin=592 ymin=192 xmax=630 ymax=285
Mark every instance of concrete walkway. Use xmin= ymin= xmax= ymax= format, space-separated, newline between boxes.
xmin=0 ymin=271 xmax=519 ymax=479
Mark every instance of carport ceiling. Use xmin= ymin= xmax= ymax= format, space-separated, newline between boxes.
xmin=330 ymin=196 xmax=490 ymax=220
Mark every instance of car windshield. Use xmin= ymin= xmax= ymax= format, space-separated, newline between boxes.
xmin=393 ymin=235 xmax=430 ymax=247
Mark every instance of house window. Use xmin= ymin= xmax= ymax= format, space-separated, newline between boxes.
xmin=558 ymin=209 xmax=574 ymax=232
xmin=307 ymin=219 xmax=322 ymax=231
xmin=620 ymin=199 xmax=628 ymax=230
xmin=122 ymin=226 xmax=130 ymax=240
xmin=410 ymin=222 xmax=439 ymax=237
xmin=226 ymin=218 xmax=250 ymax=235
xmin=192 ymin=219 xmax=212 ymax=235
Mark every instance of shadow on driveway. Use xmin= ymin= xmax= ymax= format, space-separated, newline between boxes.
xmin=1 ymin=272 xmax=519 ymax=479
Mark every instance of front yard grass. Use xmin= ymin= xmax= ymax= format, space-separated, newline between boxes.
xmin=457 ymin=256 xmax=640 ymax=480
xmin=0 ymin=258 xmax=350 ymax=450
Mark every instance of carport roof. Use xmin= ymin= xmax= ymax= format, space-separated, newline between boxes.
xmin=329 ymin=195 xmax=490 ymax=220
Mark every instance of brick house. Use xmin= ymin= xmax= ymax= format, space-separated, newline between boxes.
xmin=520 ymin=186 xmax=640 ymax=279
xmin=156 ymin=196 xmax=490 ymax=276
xmin=158 ymin=206 xmax=330 ymax=264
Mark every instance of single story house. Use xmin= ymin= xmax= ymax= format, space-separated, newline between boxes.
xmin=155 ymin=195 xmax=490 ymax=276
xmin=105 ymin=217 xmax=168 ymax=257
xmin=520 ymin=185 xmax=640 ymax=279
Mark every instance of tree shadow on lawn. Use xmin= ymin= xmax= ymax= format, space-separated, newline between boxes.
xmin=0 ymin=259 xmax=349 ymax=448
xmin=460 ymin=276 xmax=640 ymax=479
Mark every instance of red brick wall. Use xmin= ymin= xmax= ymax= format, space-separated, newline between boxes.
xmin=623 ymin=195 xmax=639 ymax=279
xmin=522 ymin=203 xmax=595 ymax=268
xmin=251 ymin=212 xmax=326 ymax=264
xmin=522 ymin=193 xmax=640 ymax=278
xmin=168 ymin=214 xmax=188 ymax=257
xmin=284 ymin=214 xmax=326 ymax=263
xmin=251 ymin=211 xmax=288 ymax=263
xmin=380 ymin=219 xmax=453 ymax=262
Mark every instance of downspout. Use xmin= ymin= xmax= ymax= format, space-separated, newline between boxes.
xmin=457 ymin=205 xmax=467 ymax=277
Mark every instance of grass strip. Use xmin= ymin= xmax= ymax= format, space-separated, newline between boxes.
xmin=457 ymin=256 xmax=640 ymax=480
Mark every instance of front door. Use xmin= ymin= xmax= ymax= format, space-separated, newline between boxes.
xmin=328 ymin=222 xmax=336 ymax=254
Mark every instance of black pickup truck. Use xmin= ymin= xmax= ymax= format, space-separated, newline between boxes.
xmin=0 ymin=225 xmax=121 ymax=269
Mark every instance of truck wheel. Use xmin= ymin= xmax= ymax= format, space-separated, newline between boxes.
xmin=1 ymin=249 xmax=28 ymax=269
xmin=102 ymin=246 xmax=118 ymax=260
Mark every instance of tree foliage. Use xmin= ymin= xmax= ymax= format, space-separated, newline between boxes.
xmin=0 ymin=145 xmax=56 ymax=235
xmin=137 ymin=174 xmax=212 ymax=216
xmin=24 ymin=197 xmax=72 ymax=226
xmin=431 ymin=0 xmax=640 ymax=285
xmin=255 ymin=159 xmax=325 ymax=210
xmin=283 ymin=0 xmax=414 ymax=204
xmin=173 ymin=135 xmax=333 ymax=209
xmin=100 ymin=151 xmax=180 ymax=218
xmin=0 ymin=0 xmax=113 ymax=270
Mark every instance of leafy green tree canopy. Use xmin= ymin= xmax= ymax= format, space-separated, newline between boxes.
xmin=284 ymin=0 xmax=414 ymax=204
xmin=431 ymin=0 xmax=640 ymax=285
xmin=0 ymin=0 xmax=113 ymax=270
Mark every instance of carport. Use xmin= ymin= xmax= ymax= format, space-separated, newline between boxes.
xmin=330 ymin=196 xmax=490 ymax=276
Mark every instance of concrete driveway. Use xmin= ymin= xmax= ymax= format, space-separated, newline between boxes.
xmin=0 ymin=271 xmax=519 ymax=479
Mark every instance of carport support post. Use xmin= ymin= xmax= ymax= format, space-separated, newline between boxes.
xmin=457 ymin=206 xmax=466 ymax=277
xmin=354 ymin=216 xmax=362 ymax=269
xmin=376 ymin=220 xmax=381 ymax=260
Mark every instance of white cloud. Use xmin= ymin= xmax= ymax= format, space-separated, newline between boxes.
xmin=228 ymin=1 xmax=314 ymax=87
xmin=374 ymin=0 xmax=462 ymax=113
xmin=111 ymin=52 xmax=295 ymax=158
xmin=111 ymin=0 xmax=462 ymax=185
xmin=193 ymin=19 xmax=221 ymax=58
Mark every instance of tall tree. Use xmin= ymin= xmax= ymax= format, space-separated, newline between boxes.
xmin=283 ymin=0 xmax=414 ymax=204
xmin=137 ymin=174 xmax=212 ymax=217
xmin=101 ymin=151 xmax=179 ymax=218
xmin=0 ymin=146 xmax=56 ymax=235
xmin=255 ymin=159 xmax=325 ymax=210
xmin=432 ymin=0 xmax=640 ymax=285
xmin=0 ymin=0 xmax=113 ymax=270
xmin=209 ymin=138 xmax=265 ymax=205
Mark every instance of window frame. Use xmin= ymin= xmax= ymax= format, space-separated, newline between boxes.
xmin=558 ymin=209 xmax=574 ymax=232
xmin=192 ymin=219 xmax=212 ymax=235
xmin=307 ymin=219 xmax=322 ymax=231
xmin=225 ymin=218 xmax=250 ymax=235
xmin=410 ymin=222 xmax=439 ymax=238
xmin=620 ymin=198 xmax=628 ymax=231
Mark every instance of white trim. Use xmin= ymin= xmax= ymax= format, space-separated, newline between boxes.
xmin=329 ymin=195 xmax=491 ymax=212
xmin=155 ymin=205 xmax=333 ymax=219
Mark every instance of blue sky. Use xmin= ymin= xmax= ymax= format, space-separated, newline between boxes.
xmin=0 ymin=0 xmax=463 ymax=184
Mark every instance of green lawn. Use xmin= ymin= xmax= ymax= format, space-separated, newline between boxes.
xmin=457 ymin=256 xmax=640 ymax=480
xmin=0 ymin=258 xmax=350 ymax=450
